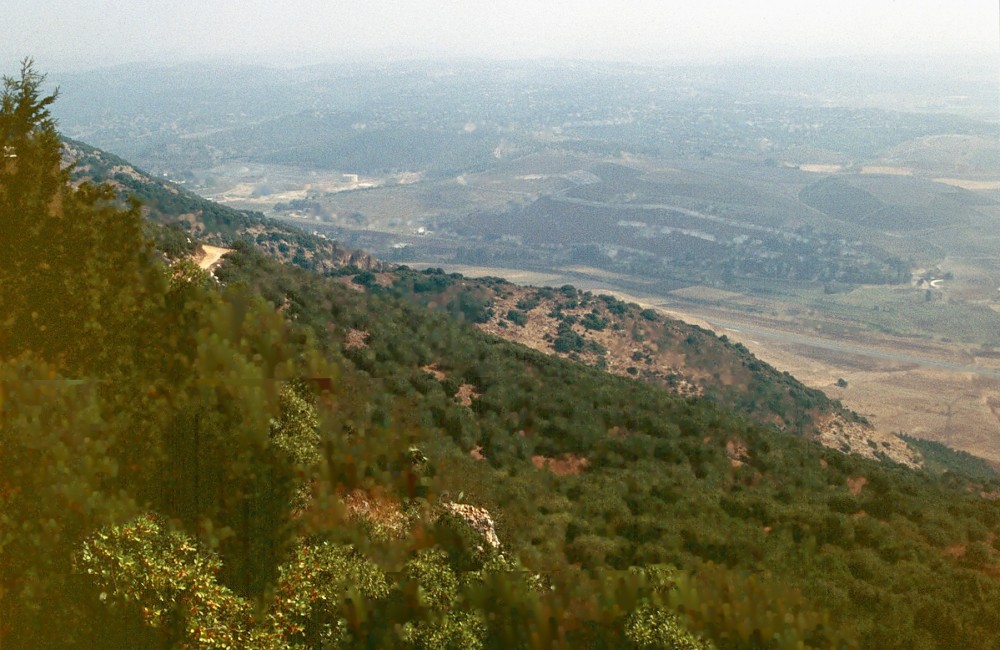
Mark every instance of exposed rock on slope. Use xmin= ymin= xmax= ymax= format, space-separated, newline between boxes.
xmin=814 ymin=414 xmax=921 ymax=468
xmin=439 ymin=502 xmax=501 ymax=551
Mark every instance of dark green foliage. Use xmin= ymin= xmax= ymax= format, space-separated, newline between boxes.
xmin=553 ymin=329 xmax=586 ymax=353
xmin=899 ymin=434 xmax=999 ymax=482
xmin=146 ymin=220 xmax=197 ymax=258
xmin=449 ymin=290 xmax=493 ymax=323
xmin=581 ymin=310 xmax=609 ymax=331
xmin=353 ymin=270 xmax=378 ymax=287
xmin=507 ymin=309 xmax=529 ymax=327
xmin=516 ymin=296 xmax=540 ymax=311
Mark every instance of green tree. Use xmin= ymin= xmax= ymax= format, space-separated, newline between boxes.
xmin=0 ymin=59 xmax=165 ymax=376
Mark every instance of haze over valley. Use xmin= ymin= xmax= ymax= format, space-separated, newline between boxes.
xmin=51 ymin=57 xmax=1000 ymax=460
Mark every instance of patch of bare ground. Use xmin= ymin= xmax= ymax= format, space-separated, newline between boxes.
xmin=373 ymin=272 xmax=396 ymax=287
xmin=332 ymin=275 xmax=364 ymax=291
xmin=531 ymin=453 xmax=589 ymax=476
xmin=476 ymin=286 xmax=702 ymax=398
xmin=813 ymin=413 xmax=921 ymax=468
xmin=455 ymin=383 xmax=481 ymax=407
xmin=421 ymin=363 xmax=447 ymax=381
xmin=469 ymin=445 xmax=485 ymax=461
xmin=344 ymin=328 xmax=369 ymax=349
xmin=726 ymin=439 xmax=750 ymax=468
xmin=342 ymin=488 xmax=411 ymax=538
xmin=798 ymin=163 xmax=843 ymax=173
xmin=933 ymin=178 xmax=1000 ymax=191
xmin=826 ymin=365 xmax=1000 ymax=464
xmin=192 ymin=244 xmax=232 ymax=271
xmin=847 ymin=476 xmax=867 ymax=496
xmin=690 ymin=308 xmax=1000 ymax=464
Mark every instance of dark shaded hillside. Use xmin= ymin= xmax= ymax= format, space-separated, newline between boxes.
xmin=799 ymin=175 xmax=982 ymax=232
xmin=208 ymin=112 xmax=505 ymax=176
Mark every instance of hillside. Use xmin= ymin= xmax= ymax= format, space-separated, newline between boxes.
xmin=350 ymin=267 xmax=918 ymax=467
xmin=65 ymin=133 xmax=921 ymax=469
xmin=61 ymin=137 xmax=384 ymax=272
xmin=8 ymin=63 xmax=1000 ymax=649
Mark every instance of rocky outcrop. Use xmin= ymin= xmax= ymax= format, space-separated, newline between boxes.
xmin=439 ymin=502 xmax=501 ymax=551
xmin=813 ymin=414 xmax=921 ymax=469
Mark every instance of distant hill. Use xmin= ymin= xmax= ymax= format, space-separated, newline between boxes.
xmin=62 ymin=137 xmax=384 ymax=272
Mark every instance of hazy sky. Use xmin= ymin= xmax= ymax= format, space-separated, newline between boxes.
xmin=7 ymin=0 xmax=999 ymax=70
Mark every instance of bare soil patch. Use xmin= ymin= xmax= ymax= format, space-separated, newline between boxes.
xmin=421 ymin=364 xmax=447 ymax=381
xmin=933 ymin=178 xmax=1000 ymax=191
xmin=344 ymin=329 xmax=369 ymax=349
xmin=455 ymin=383 xmax=481 ymax=407
xmin=799 ymin=164 xmax=843 ymax=173
xmin=192 ymin=244 xmax=232 ymax=271
xmin=726 ymin=439 xmax=750 ymax=467
xmin=689 ymin=312 xmax=1000 ymax=463
xmin=848 ymin=476 xmax=867 ymax=496
xmin=532 ymin=453 xmax=589 ymax=476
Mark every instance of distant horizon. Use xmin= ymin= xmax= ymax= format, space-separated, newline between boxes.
xmin=8 ymin=0 xmax=998 ymax=73
xmin=16 ymin=50 xmax=999 ymax=77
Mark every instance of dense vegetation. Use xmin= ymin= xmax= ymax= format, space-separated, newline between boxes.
xmin=6 ymin=62 xmax=1000 ymax=649
xmin=381 ymin=267 xmax=858 ymax=437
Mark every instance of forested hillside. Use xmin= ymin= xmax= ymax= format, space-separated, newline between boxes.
xmin=65 ymin=129 xmax=918 ymax=469
xmin=372 ymin=268 xmax=918 ymax=465
xmin=7 ymin=62 xmax=1000 ymax=650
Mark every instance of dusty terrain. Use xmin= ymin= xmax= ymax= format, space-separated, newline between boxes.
xmin=730 ymin=331 xmax=1000 ymax=463
xmin=193 ymin=244 xmax=231 ymax=271
xmin=652 ymin=305 xmax=1000 ymax=464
